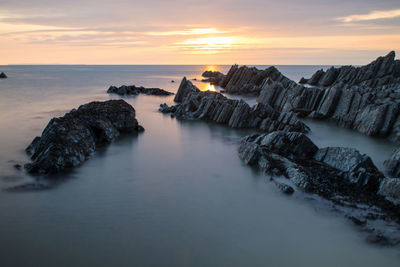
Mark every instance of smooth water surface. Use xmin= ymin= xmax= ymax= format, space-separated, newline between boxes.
xmin=0 ymin=65 xmax=399 ymax=266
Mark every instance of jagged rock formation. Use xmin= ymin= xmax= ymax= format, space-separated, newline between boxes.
xmin=384 ymin=148 xmax=400 ymax=177
xmin=201 ymin=70 xmax=225 ymax=84
xmin=238 ymin=131 xmax=383 ymax=194
xmin=215 ymin=65 xmax=296 ymax=95
xmin=107 ymin=85 xmax=173 ymax=96
xmin=160 ymin=78 xmax=309 ymax=133
xmin=25 ymin=100 xmax=143 ymax=174
xmin=252 ymin=52 xmax=400 ymax=143
xmin=378 ymin=178 xmax=400 ymax=205
xmin=300 ymin=51 xmax=400 ymax=87
xmin=238 ymin=131 xmax=400 ymax=245
xmin=0 ymin=72 xmax=7 ymax=79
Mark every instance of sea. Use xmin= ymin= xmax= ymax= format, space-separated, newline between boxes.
xmin=0 ymin=65 xmax=399 ymax=266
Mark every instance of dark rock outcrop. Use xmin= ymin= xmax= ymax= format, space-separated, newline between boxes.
xmin=107 ymin=85 xmax=173 ymax=96
xmin=378 ymin=178 xmax=400 ymax=205
xmin=238 ymin=131 xmax=383 ymax=195
xmin=216 ymin=65 xmax=297 ymax=95
xmin=201 ymin=70 xmax=225 ymax=84
xmin=25 ymin=100 xmax=142 ymax=174
xmin=238 ymin=131 xmax=400 ymax=245
xmin=0 ymin=72 xmax=7 ymax=79
xmin=314 ymin=147 xmax=383 ymax=191
xmin=160 ymin=78 xmax=309 ymax=133
xmin=302 ymin=51 xmax=400 ymax=88
xmin=384 ymin=148 xmax=400 ymax=177
xmin=254 ymin=52 xmax=400 ymax=142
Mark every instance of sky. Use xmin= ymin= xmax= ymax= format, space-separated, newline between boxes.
xmin=0 ymin=0 xmax=399 ymax=65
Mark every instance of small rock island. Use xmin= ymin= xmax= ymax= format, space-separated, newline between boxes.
xmin=25 ymin=100 xmax=143 ymax=174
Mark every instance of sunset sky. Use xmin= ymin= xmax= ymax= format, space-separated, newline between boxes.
xmin=0 ymin=0 xmax=399 ymax=65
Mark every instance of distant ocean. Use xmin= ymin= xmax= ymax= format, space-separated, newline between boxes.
xmin=0 ymin=65 xmax=398 ymax=266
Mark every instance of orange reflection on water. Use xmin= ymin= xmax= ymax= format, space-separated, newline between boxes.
xmin=205 ymin=84 xmax=216 ymax=92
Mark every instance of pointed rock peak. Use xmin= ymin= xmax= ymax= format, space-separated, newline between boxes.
xmin=385 ymin=50 xmax=395 ymax=59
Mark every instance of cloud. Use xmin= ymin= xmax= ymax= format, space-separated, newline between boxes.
xmin=337 ymin=8 xmax=400 ymax=23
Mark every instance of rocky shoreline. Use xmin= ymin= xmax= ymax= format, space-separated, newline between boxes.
xmin=156 ymin=52 xmax=400 ymax=245
xmin=159 ymin=78 xmax=308 ymax=133
xmin=14 ymin=51 xmax=400 ymax=246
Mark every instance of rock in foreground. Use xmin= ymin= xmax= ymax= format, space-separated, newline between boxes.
xmin=0 ymin=72 xmax=7 ymax=79
xmin=25 ymin=100 xmax=143 ymax=174
xmin=107 ymin=85 xmax=173 ymax=96
xmin=238 ymin=131 xmax=400 ymax=245
xmin=160 ymin=77 xmax=309 ymax=133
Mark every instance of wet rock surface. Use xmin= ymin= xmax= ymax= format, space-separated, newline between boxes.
xmin=107 ymin=85 xmax=173 ymax=96
xmin=160 ymin=78 xmax=309 ymax=133
xmin=238 ymin=130 xmax=400 ymax=246
xmin=25 ymin=100 xmax=142 ymax=174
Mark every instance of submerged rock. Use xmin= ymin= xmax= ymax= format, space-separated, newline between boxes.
xmin=107 ymin=85 xmax=173 ymax=96
xmin=161 ymin=77 xmax=309 ymax=133
xmin=0 ymin=72 xmax=7 ymax=79
xmin=25 ymin=100 xmax=143 ymax=174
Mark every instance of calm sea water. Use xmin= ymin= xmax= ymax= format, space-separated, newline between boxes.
xmin=0 ymin=65 xmax=398 ymax=266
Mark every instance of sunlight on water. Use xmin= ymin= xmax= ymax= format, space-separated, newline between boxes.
xmin=204 ymin=65 xmax=218 ymax=72
xmin=205 ymin=84 xmax=216 ymax=92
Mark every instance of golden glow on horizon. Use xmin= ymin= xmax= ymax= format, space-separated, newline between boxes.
xmin=205 ymin=65 xmax=218 ymax=72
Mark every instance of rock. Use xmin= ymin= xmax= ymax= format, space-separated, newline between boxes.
xmin=303 ymin=51 xmax=400 ymax=87
xmin=299 ymin=77 xmax=308 ymax=84
xmin=347 ymin=215 xmax=367 ymax=226
xmin=165 ymin=78 xmax=309 ymax=133
xmin=378 ymin=177 xmax=400 ymax=205
xmin=256 ymin=131 xmax=318 ymax=160
xmin=13 ymin=164 xmax=22 ymax=170
xmin=384 ymin=148 xmax=400 ymax=177
xmin=253 ymin=52 xmax=400 ymax=142
xmin=239 ymin=131 xmax=384 ymax=196
xmin=0 ymin=72 xmax=7 ymax=79
xmin=217 ymin=65 xmax=297 ymax=95
xmin=107 ymin=85 xmax=173 ymax=96
xmin=171 ymin=80 xmax=175 ymax=83
xmin=24 ymin=100 xmax=142 ymax=174
xmin=314 ymin=147 xmax=383 ymax=192
xmin=271 ymin=178 xmax=295 ymax=195
xmin=202 ymin=70 xmax=225 ymax=84
xmin=159 ymin=103 xmax=177 ymax=113
xmin=174 ymin=77 xmax=199 ymax=102
xmin=202 ymin=70 xmax=224 ymax=78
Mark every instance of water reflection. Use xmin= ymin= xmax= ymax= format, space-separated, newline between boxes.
xmin=205 ymin=84 xmax=216 ymax=92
